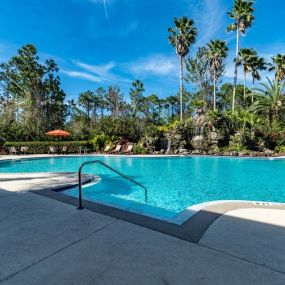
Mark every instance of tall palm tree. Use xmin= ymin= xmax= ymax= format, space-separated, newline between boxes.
xmin=248 ymin=56 xmax=267 ymax=138
xmin=249 ymin=56 xmax=267 ymax=103
xmin=168 ymin=17 xmax=197 ymax=121
xmin=251 ymin=79 xmax=285 ymax=131
xmin=207 ymin=40 xmax=228 ymax=111
xmin=268 ymin=54 xmax=285 ymax=82
xmin=236 ymin=48 xmax=257 ymax=101
xmin=227 ymin=0 xmax=255 ymax=111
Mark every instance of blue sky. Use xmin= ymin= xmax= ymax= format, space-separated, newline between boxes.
xmin=0 ymin=0 xmax=284 ymax=101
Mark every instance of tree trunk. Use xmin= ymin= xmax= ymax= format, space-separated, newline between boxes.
xmin=243 ymin=68 xmax=247 ymax=104
xmin=232 ymin=25 xmax=240 ymax=111
xmin=115 ymin=99 xmax=119 ymax=118
xmin=179 ymin=55 xmax=183 ymax=122
xmin=269 ymin=111 xmax=273 ymax=132
xmin=251 ymin=77 xmax=255 ymax=104
xmin=250 ymin=77 xmax=255 ymax=138
xmin=213 ymin=69 xmax=217 ymax=111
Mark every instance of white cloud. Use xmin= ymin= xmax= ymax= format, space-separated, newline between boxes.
xmin=188 ymin=0 xmax=227 ymax=46
xmin=61 ymin=70 xmax=103 ymax=83
xmin=63 ymin=60 xmax=131 ymax=84
xmin=62 ymin=55 xmax=179 ymax=86
xmin=73 ymin=61 xmax=115 ymax=75
xmin=128 ymin=54 xmax=178 ymax=77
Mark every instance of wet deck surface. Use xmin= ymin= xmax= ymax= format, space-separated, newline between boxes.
xmin=0 ymin=172 xmax=92 ymax=192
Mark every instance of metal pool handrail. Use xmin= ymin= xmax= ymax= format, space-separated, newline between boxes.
xmin=78 ymin=160 xmax=148 ymax=209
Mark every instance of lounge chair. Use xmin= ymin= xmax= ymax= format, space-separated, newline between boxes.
xmin=48 ymin=146 xmax=56 ymax=155
xmin=103 ymin=145 xmax=111 ymax=153
xmin=110 ymin=144 xmax=121 ymax=154
xmin=8 ymin=147 xmax=17 ymax=155
xmin=123 ymin=144 xmax=133 ymax=155
xmin=20 ymin=146 xmax=28 ymax=155
xmin=62 ymin=146 xmax=67 ymax=154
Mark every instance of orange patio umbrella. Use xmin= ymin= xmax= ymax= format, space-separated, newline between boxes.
xmin=45 ymin=129 xmax=71 ymax=152
xmin=45 ymin=129 xmax=71 ymax=137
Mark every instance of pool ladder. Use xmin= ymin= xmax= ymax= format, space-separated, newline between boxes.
xmin=77 ymin=160 xmax=148 ymax=209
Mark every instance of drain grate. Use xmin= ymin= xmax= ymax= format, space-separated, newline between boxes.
xmin=253 ymin=201 xmax=273 ymax=206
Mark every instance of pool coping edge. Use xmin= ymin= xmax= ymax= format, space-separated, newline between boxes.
xmin=32 ymin=188 xmax=285 ymax=243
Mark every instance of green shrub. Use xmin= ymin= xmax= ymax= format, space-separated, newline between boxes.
xmin=133 ymin=144 xmax=148 ymax=154
xmin=192 ymin=100 xmax=206 ymax=108
xmin=90 ymin=134 xmax=117 ymax=151
xmin=222 ymin=145 xmax=248 ymax=152
xmin=143 ymin=125 xmax=162 ymax=139
xmin=4 ymin=141 xmax=92 ymax=154
xmin=92 ymin=117 xmax=140 ymax=141
xmin=275 ymin=145 xmax=285 ymax=153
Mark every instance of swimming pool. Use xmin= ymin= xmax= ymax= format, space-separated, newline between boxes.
xmin=1 ymin=156 xmax=285 ymax=220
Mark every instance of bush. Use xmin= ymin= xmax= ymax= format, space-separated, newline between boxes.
xmin=222 ymin=145 xmax=247 ymax=152
xmin=266 ymin=131 xmax=285 ymax=150
xmin=90 ymin=134 xmax=117 ymax=151
xmin=4 ymin=141 xmax=92 ymax=154
xmin=143 ymin=125 xmax=162 ymax=139
xmin=275 ymin=145 xmax=285 ymax=153
xmin=92 ymin=117 xmax=140 ymax=141
xmin=133 ymin=144 xmax=148 ymax=154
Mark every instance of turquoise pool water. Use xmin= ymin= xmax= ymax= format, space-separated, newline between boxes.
xmin=1 ymin=156 xmax=285 ymax=218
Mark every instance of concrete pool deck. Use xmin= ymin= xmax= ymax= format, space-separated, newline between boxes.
xmin=1 ymin=170 xmax=285 ymax=284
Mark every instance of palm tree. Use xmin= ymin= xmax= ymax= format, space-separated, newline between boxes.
xmin=236 ymin=48 xmax=257 ymax=101
xmin=227 ymin=0 xmax=255 ymax=111
xmin=248 ymin=56 xmax=267 ymax=138
xmin=249 ymin=56 xmax=267 ymax=103
xmin=207 ymin=40 xmax=228 ymax=111
xmin=251 ymin=79 xmax=285 ymax=131
xmin=268 ymin=54 xmax=285 ymax=82
xmin=168 ymin=17 xmax=197 ymax=121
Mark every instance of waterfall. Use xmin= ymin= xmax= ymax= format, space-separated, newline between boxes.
xmin=160 ymin=137 xmax=171 ymax=152
xmin=166 ymin=137 xmax=171 ymax=153
xmin=190 ymin=126 xmax=204 ymax=138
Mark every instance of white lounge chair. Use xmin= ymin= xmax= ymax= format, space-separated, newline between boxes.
xmin=123 ymin=144 xmax=133 ymax=155
xmin=8 ymin=147 xmax=17 ymax=155
xmin=20 ymin=146 xmax=28 ymax=155
xmin=110 ymin=144 xmax=121 ymax=154
xmin=62 ymin=146 xmax=67 ymax=154
xmin=103 ymin=145 xmax=111 ymax=153
xmin=49 ymin=146 xmax=56 ymax=154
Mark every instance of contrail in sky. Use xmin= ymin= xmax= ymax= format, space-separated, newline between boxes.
xmin=103 ymin=0 xmax=113 ymax=33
